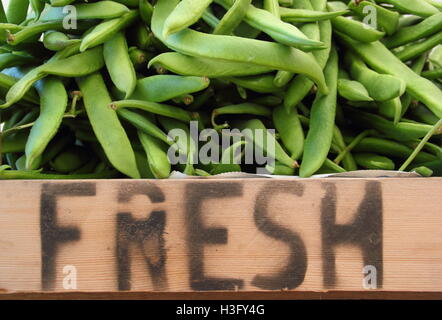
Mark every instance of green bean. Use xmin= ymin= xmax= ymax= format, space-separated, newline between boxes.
xmin=273 ymin=104 xmax=304 ymax=161
xmin=215 ymin=0 xmax=324 ymax=50
xmin=351 ymin=137 xmax=436 ymax=163
xmin=395 ymin=32 xmax=442 ymax=62
xmin=213 ymin=0 xmax=251 ymax=35
xmin=378 ymin=97 xmax=402 ymax=125
xmin=80 ymin=10 xmax=138 ymax=52
xmin=111 ymin=100 xmax=195 ymax=122
xmin=39 ymin=1 xmax=130 ymax=22
xmin=6 ymin=0 xmax=29 ymax=25
xmin=212 ymin=103 xmax=271 ymax=129
xmin=164 ymin=0 xmax=214 ymax=38
xmin=346 ymin=107 xmax=439 ymax=141
xmin=280 ymin=7 xmax=348 ymax=23
xmin=149 ymin=52 xmax=273 ymax=77
xmin=43 ymin=31 xmax=80 ymax=51
xmin=348 ymin=0 xmax=399 ymax=36
xmin=117 ymin=108 xmax=171 ymax=145
xmin=345 ymin=51 xmax=406 ymax=102
xmin=338 ymin=79 xmax=373 ymax=102
xmin=373 ymin=0 xmax=439 ymax=18
xmin=300 ymin=47 xmax=338 ymax=178
xmin=104 ymin=32 xmax=136 ymax=99
xmin=1 ymin=46 xmax=105 ymax=109
xmin=338 ymin=33 xmax=442 ymax=118
xmin=130 ymin=75 xmax=210 ymax=103
xmin=385 ymin=13 xmax=442 ymax=49
xmin=25 ymin=77 xmax=67 ymax=170
xmin=354 ymin=153 xmax=395 ymax=170
xmin=233 ymin=118 xmax=298 ymax=169
xmin=138 ymin=130 xmax=171 ymax=179
xmin=77 ymin=72 xmax=140 ymax=178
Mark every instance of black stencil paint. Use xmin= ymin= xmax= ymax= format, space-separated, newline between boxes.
xmin=252 ymin=181 xmax=308 ymax=290
xmin=116 ymin=182 xmax=167 ymax=291
xmin=185 ymin=182 xmax=244 ymax=291
xmin=40 ymin=183 xmax=96 ymax=291
xmin=321 ymin=181 xmax=383 ymax=288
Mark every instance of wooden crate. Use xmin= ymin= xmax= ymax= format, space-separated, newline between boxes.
xmin=0 ymin=178 xmax=441 ymax=298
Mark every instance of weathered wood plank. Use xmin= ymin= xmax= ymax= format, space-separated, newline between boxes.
xmin=0 ymin=178 xmax=441 ymax=293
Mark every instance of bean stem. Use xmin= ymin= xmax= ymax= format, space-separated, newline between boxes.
xmin=399 ymin=119 xmax=442 ymax=171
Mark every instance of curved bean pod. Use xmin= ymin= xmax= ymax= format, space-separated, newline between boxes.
xmin=273 ymin=104 xmax=304 ymax=160
xmin=300 ymin=47 xmax=338 ymax=178
xmin=80 ymin=10 xmax=138 ymax=52
xmin=354 ymin=153 xmax=395 ymax=170
xmin=163 ymin=0 xmax=214 ymax=38
xmin=77 ymin=72 xmax=140 ymax=178
xmin=149 ymin=52 xmax=272 ymax=77
xmin=104 ymin=32 xmax=136 ymax=99
xmin=138 ymin=130 xmax=171 ymax=179
xmin=25 ymin=77 xmax=67 ymax=170
xmin=130 ymin=75 xmax=210 ymax=102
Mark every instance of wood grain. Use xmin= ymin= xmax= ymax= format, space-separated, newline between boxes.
xmin=0 ymin=178 xmax=441 ymax=294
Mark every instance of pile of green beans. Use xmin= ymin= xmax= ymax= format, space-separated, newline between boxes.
xmin=0 ymin=0 xmax=441 ymax=179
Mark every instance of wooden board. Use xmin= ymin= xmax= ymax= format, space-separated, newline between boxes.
xmin=0 ymin=178 xmax=441 ymax=294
